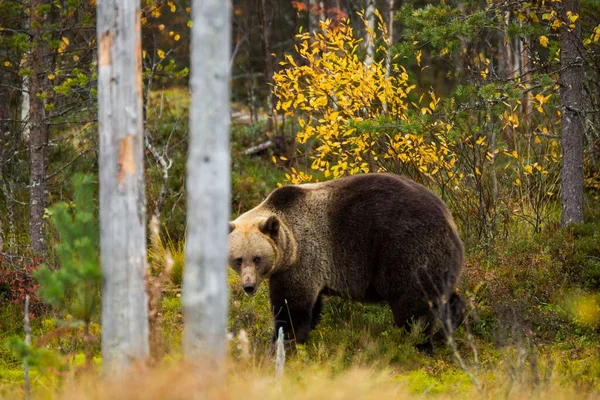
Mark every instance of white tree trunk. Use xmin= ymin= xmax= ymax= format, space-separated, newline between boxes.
xmin=21 ymin=75 xmax=30 ymax=143
xmin=97 ymin=0 xmax=149 ymax=375
xmin=383 ymin=0 xmax=394 ymax=114
xmin=365 ymin=0 xmax=376 ymax=68
xmin=385 ymin=0 xmax=394 ymax=79
xmin=183 ymin=0 xmax=231 ymax=365
xmin=20 ymin=16 xmax=30 ymax=144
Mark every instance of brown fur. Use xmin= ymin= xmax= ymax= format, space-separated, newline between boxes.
xmin=228 ymin=173 xmax=464 ymax=353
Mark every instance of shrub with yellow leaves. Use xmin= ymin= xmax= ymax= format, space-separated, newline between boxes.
xmin=273 ymin=15 xmax=457 ymax=186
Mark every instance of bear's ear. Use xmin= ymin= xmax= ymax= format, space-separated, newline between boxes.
xmin=229 ymin=222 xmax=235 ymax=233
xmin=259 ymin=215 xmax=280 ymax=239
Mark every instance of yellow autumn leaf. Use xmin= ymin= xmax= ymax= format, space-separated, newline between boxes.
xmin=187 ymin=20 xmax=193 ymax=28
xmin=4 ymin=61 xmax=10 ymax=67
xmin=174 ymin=34 xmax=181 ymax=41
xmin=568 ymin=13 xmax=579 ymax=23
xmin=539 ymin=35 xmax=549 ymax=48
xmin=48 ymin=73 xmax=56 ymax=80
xmin=159 ymin=24 xmax=165 ymax=31
xmin=157 ymin=49 xmax=165 ymax=59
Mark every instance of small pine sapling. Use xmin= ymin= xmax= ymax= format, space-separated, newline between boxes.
xmin=35 ymin=174 xmax=101 ymax=368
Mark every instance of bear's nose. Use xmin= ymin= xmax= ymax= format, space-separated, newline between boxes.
xmin=243 ymin=284 xmax=256 ymax=294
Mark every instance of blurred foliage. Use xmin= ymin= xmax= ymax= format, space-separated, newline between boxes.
xmin=35 ymin=174 xmax=100 ymax=326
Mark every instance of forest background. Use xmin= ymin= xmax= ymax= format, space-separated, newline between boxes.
xmin=1 ymin=0 xmax=600 ymax=398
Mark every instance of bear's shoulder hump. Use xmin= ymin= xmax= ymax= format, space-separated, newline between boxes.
xmin=265 ymin=185 xmax=306 ymax=211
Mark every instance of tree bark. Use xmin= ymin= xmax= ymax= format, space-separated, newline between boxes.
xmin=560 ymin=0 xmax=585 ymax=226
xmin=365 ymin=0 xmax=375 ymax=68
xmin=97 ymin=0 xmax=149 ymax=374
xmin=308 ymin=0 xmax=319 ymax=35
xmin=28 ymin=0 xmax=48 ymax=255
xmin=383 ymin=0 xmax=394 ymax=114
xmin=183 ymin=0 xmax=231 ymax=367
xmin=0 ymin=64 xmax=9 ymax=252
xmin=261 ymin=0 xmax=275 ymax=133
xmin=520 ymin=27 xmax=531 ymax=121
xmin=385 ymin=0 xmax=394 ymax=79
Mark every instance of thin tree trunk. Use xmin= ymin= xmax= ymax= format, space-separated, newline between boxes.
xmin=23 ymin=295 xmax=31 ymax=400
xmin=261 ymin=0 xmax=275 ymax=133
xmin=21 ymin=78 xmax=30 ymax=143
xmin=29 ymin=0 xmax=48 ymax=255
xmin=20 ymin=13 xmax=31 ymax=144
xmin=385 ymin=0 xmax=394 ymax=78
xmin=183 ymin=0 xmax=231 ymax=367
xmin=502 ymin=11 xmax=516 ymax=150
xmin=365 ymin=0 xmax=375 ymax=68
xmin=309 ymin=0 xmax=319 ymax=35
xmin=520 ymin=29 xmax=531 ymax=121
xmin=383 ymin=0 xmax=394 ymax=114
xmin=0 ymin=67 xmax=9 ymax=253
xmin=560 ymin=0 xmax=585 ymax=226
xmin=1 ymin=181 xmax=17 ymax=253
xmin=503 ymin=12 xmax=514 ymax=79
xmin=97 ymin=0 xmax=150 ymax=374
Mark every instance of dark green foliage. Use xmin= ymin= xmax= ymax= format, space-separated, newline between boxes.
xmin=35 ymin=174 xmax=100 ymax=325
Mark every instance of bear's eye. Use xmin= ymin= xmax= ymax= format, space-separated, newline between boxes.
xmin=253 ymin=256 xmax=261 ymax=264
xmin=234 ymin=258 xmax=242 ymax=267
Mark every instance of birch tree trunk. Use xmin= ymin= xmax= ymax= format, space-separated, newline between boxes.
xmin=20 ymin=15 xmax=31 ymax=144
xmin=383 ymin=0 xmax=394 ymax=114
xmin=560 ymin=0 xmax=585 ymax=226
xmin=97 ymin=0 xmax=149 ymax=374
xmin=385 ymin=0 xmax=394 ymax=80
xmin=365 ymin=0 xmax=376 ymax=68
xmin=183 ymin=0 xmax=231 ymax=365
xmin=29 ymin=0 xmax=48 ymax=255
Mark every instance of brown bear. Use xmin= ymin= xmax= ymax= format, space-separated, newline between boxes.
xmin=228 ymin=173 xmax=464 ymax=353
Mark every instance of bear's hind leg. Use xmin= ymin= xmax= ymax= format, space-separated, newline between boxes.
xmin=389 ymin=300 xmax=436 ymax=355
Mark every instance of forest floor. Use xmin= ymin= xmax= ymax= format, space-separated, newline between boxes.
xmin=0 ymin=88 xmax=599 ymax=399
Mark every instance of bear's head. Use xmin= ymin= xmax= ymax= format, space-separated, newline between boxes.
xmin=228 ymin=213 xmax=294 ymax=296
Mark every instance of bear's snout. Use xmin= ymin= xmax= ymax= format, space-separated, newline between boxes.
xmin=243 ymin=283 xmax=256 ymax=295
xmin=241 ymin=264 xmax=258 ymax=296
